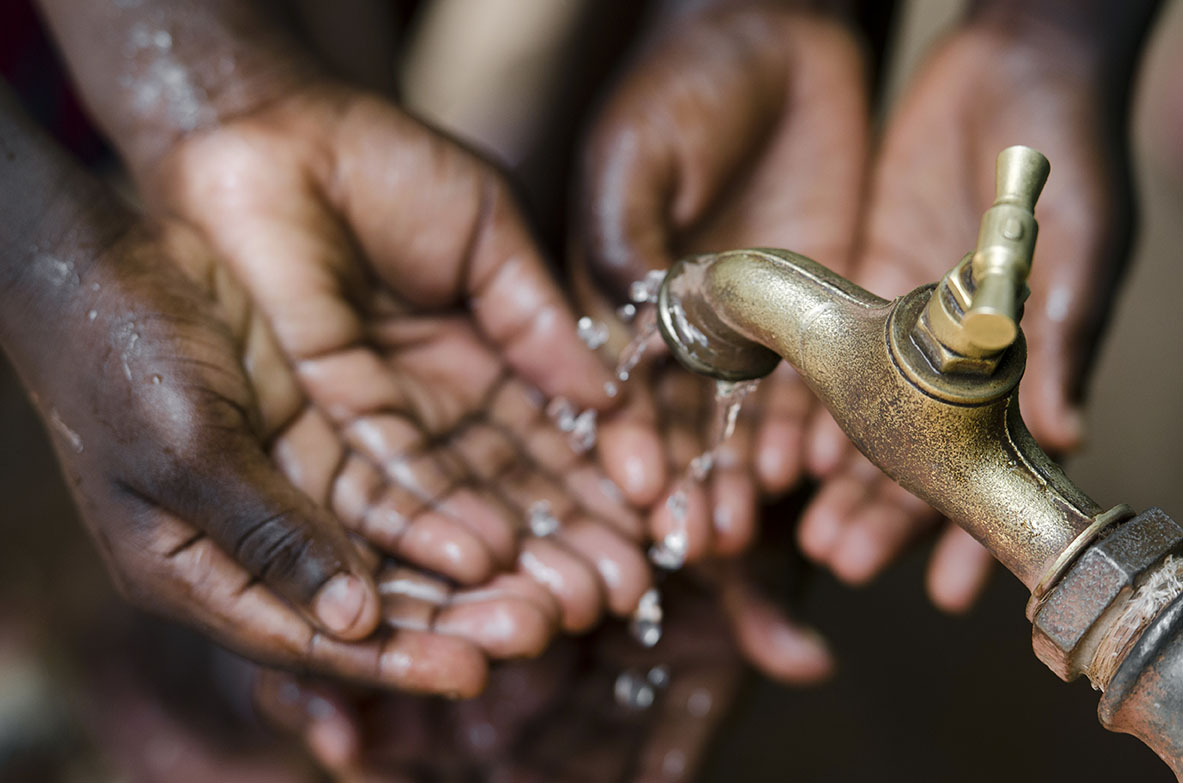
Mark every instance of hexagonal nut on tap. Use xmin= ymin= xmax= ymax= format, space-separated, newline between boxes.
xmin=1032 ymin=508 xmax=1183 ymax=683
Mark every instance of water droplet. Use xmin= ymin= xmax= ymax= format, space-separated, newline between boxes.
xmin=649 ymin=529 xmax=688 ymax=571
xmin=630 ymin=588 xmax=663 ymax=647
xmin=616 ymin=303 xmax=637 ymax=323
xmin=568 ymin=409 xmax=597 ymax=454
xmin=526 ymin=500 xmax=560 ymax=537
xmin=87 ymin=310 xmax=97 ymax=321
xmin=688 ymin=452 xmax=714 ymax=482
xmin=666 ymin=489 xmax=688 ymax=521
xmin=604 ymin=381 xmax=619 ymax=398
xmin=546 ymin=397 xmax=576 ymax=431
xmin=647 ymin=664 xmax=671 ymax=689
xmin=577 ymin=316 xmax=609 ymax=350
xmin=614 ymin=315 xmax=659 ymax=384
xmin=629 ymin=270 xmax=667 ymax=304
xmin=614 ymin=669 xmax=656 ymax=710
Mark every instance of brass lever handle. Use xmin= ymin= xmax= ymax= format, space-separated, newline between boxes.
xmin=963 ymin=145 xmax=1050 ymax=351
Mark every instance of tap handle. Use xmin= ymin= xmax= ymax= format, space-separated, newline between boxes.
xmin=963 ymin=146 xmax=1050 ymax=352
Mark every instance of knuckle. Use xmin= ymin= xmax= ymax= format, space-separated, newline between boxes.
xmin=230 ymin=510 xmax=335 ymax=601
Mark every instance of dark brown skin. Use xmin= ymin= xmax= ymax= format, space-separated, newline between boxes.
xmin=579 ymin=0 xmax=1158 ymax=613
xmin=30 ymin=0 xmax=665 ymax=694
xmin=0 ymin=91 xmax=482 ymax=691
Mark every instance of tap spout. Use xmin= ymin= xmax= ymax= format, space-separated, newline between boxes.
xmin=656 ymin=247 xmax=1105 ymax=590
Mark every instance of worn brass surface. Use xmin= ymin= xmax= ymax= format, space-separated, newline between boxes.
xmin=654 ymin=145 xmax=1183 ymax=777
xmin=916 ymin=146 xmax=1048 ymax=368
xmin=656 ymin=247 xmax=1103 ymax=588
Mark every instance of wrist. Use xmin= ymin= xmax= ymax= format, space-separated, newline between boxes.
xmin=36 ymin=0 xmax=323 ymax=185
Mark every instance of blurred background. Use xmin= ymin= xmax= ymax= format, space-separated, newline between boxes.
xmin=1 ymin=0 xmax=1182 ymax=779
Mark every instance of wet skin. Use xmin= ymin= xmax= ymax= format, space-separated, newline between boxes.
xmin=145 ymin=82 xmax=658 ymax=640
xmin=574 ymin=4 xmax=862 ymax=681
xmin=253 ymin=575 xmax=747 ymax=782
xmin=1 ymin=75 xmax=656 ymax=696
xmin=578 ymin=1 xmax=1143 ymax=613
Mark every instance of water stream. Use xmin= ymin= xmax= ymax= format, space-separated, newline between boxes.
xmin=540 ymin=268 xmax=762 ymax=708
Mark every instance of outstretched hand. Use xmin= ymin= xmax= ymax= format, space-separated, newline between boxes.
xmin=797 ymin=21 xmax=1133 ymax=612
xmin=142 ymin=81 xmax=659 ymax=647
xmin=576 ymin=2 xmax=869 ymax=570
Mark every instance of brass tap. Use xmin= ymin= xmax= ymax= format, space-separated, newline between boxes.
xmin=654 ymin=146 xmax=1183 ymax=778
xmin=655 ymin=145 xmax=1108 ymax=588
xmin=915 ymin=146 xmax=1049 ymax=372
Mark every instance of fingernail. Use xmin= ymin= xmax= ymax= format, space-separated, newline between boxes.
xmin=314 ymin=574 xmax=367 ymax=635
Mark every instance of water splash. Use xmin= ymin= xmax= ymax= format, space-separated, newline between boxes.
xmin=649 ymin=492 xmax=690 ymax=570
xmin=629 ymin=270 xmax=667 ymax=304
xmin=614 ymin=309 xmax=659 ymax=383
xmin=577 ymin=316 xmax=609 ymax=350
xmin=546 ymin=397 xmax=597 ymax=454
xmin=526 ymin=500 xmax=560 ymax=538
xmin=630 ymin=587 xmax=663 ymax=647
xmin=614 ymin=670 xmax=656 ymax=711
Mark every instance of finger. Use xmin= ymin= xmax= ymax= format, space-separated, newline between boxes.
xmin=708 ymin=392 xmax=759 ymax=555
xmin=828 ymin=481 xmax=937 ymax=586
xmin=577 ymin=10 xmax=789 ymax=299
xmin=464 ymin=188 xmax=617 ymax=410
xmin=719 ymin=567 xmax=833 ymax=685
xmin=435 ymin=593 xmax=555 ymax=660
xmin=563 ymin=464 xmax=645 ymax=541
xmin=753 ymin=364 xmax=812 ymax=494
xmin=796 ymin=456 xmax=878 ymax=562
xmin=140 ymin=420 xmax=380 ymax=640
xmin=709 ymin=469 xmax=759 ymax=557
xmin=557 ymin=516 xmax=653 ymax=616
xmin=131 ymin=512 xmax=488 ymax=696
xmin=926 ymin=524 xmax=995 ymax=614
xmin=650 ymin=482 xmax=712 ymax=566
xmin=804 ymin=407 xmax=852 ymax=479
xmin=517 ymin=536 xmax=605 ymax=633
xmin=329 ymin=439 xmax=502 ymax=585
xmin=253 ymin=669 xmax=360 ymax=773
xmin=597 ymin=364 xmax=668 ymax=506
xmin=323 ymin=100 xmax=615 ymax=411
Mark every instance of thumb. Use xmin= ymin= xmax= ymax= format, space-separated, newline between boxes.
xmin=144 ymin=427 xmax=381 ymax=641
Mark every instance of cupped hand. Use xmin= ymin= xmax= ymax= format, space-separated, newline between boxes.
xmin=798 ymin=22 xmax=1133 ymax=612
xmin=16 ymin=219 xmax=502 ymax=695
xmin=143 ymin=81 xmax=655 ymax=639
xmin=575 ymin=3 xmax=870 ymax=566
xmin=252 ymin=574 xmax=750 ymax=782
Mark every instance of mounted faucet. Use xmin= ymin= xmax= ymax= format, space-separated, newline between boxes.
xmin=656 ymin=146 xmax=1183 ymax=777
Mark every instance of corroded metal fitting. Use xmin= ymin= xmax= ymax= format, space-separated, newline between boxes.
xmin=1032 ymin=508 xmax=1183 ymax=684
